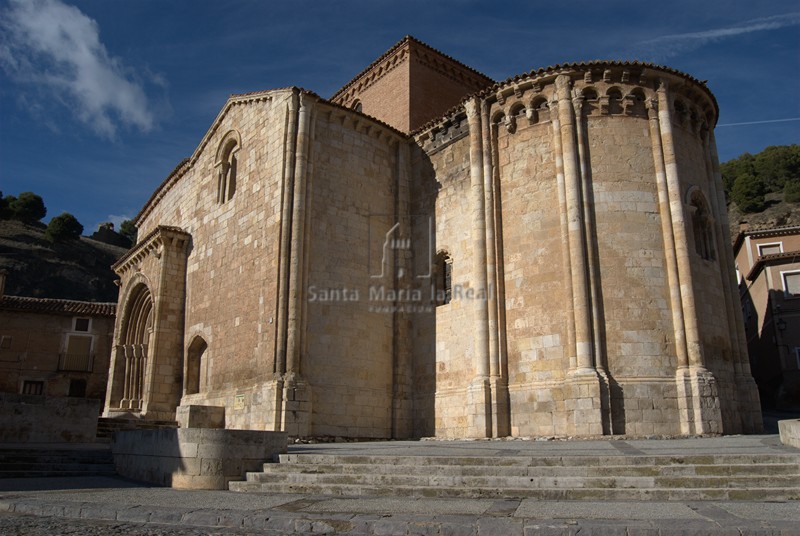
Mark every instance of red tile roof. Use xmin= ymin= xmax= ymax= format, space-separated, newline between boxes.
xmin=0 ymin=295 xmax=116 ymax=317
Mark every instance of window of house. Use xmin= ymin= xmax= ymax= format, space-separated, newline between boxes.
xmin=73 ymin=317 xmax=91 ymax=332
xmin=21 ymin=380 xmax=44 ymax=395
xmin=61 ymin=334 xmax=93 ymax=372
xmin=782 ymin=271 xmax=800 ymax=298
xmin=758 ymin=242 xmax=783 ymax=257
xmin=68 ymin=379 xmax=87 ymax=398
xmin=0 ymin=336 xmax=10 ymax=349
xmin=434 ymin=252 xmax=452 ymax=306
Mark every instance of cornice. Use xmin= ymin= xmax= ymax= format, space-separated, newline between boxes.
xmin=134 ymin=87 xmax=315 ymax=226
xmin=412 ymin=60 xmax=719 ymax=137
xmin=113 ymin=225 xmax=191 ymax=276
xmin=733 ymin=224 xmax=800 ymax=253
xmin=746 ymin=250 xmax=800 ymax=282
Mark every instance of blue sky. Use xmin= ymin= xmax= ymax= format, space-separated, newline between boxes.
xmin=1 ymin=0 xmax=798 ymax=233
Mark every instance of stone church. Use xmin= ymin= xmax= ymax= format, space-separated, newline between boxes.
xmin=104 ymin=36 xmax=763 ymax=438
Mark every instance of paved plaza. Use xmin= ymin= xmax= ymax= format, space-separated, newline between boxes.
xmin=0 ymin=435 xmax=798 ymax=534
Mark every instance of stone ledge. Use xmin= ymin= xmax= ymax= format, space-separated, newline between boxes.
xmin=778 ymin=419 xmax=800 ymax=449
xmin=111 ymin=428 xmax=287 ymax=489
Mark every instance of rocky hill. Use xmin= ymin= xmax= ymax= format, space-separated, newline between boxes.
xmin=0 ymin=220 xmax=128 ymax=302
xmin=727 ymin=194 xmax=800 ymax=241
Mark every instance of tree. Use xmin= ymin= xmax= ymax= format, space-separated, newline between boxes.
xmin=9 ymin=192 xmax=46 ymax=223
xmin=119 ymin=219 xmax=138 ymax=244
xmin=753 ymin=145 xmax=800 ymax=191
xmin=731 ymin=173 xmax=767 ymax=213
xmin=721 ymin=152 xmax=755 ymax=194
xmin=45 ymin=212 xmax=83 ymax=243
xmin=785 ymin=179 xmax=800 ymax=204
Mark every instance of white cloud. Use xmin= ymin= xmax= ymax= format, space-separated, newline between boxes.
xmin=633 ymin=13 xmax=800 ymax=61
xmin=0 ymin=0 xmax=156 ymax=138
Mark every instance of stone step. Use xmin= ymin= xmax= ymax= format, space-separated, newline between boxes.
xmin=276 ymin=453 xmax=799 ymax=467
xmin=0 ymin=468 xmax=118 ymax=479
xmin=0 ymin=462 xmax=116 ymax=472
xmin=0 ymin=446 xmax=116 ymax=479
xmin=243 ymin=469 xmax=800 ymax=489
xmin=230 ymin=449 xmax=800 ymax=501
xmin=228 ymin=480 xmax=800 ymax=501
xmin=258 ymin=461 xmax=799 ymax=478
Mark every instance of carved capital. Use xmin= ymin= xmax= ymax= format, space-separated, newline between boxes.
xmin=646 ymin=97 xmax=659 ymax=119
xmin=465 ymin=98 xmax=481 ymax=120
xmin=504 ymin=114 xmax=516 ymax=134
xmin=624 ymin=94 xmax=637 ymax=114
xmin=572 ymin=95 xmax=584 ymax=113
xmin=554 ymin=74 xmax=571 ymax=91
xmin=599 ymin=96 xmax=610 ymax=115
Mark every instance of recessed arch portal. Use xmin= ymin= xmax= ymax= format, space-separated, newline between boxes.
xmin=119 ymin=283 xmax=153 ymax=410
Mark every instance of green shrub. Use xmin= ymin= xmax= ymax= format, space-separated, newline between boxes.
xmin=9 ymin=192 xmax=46 ymax=223
xmin=731 ymin=173 xmax=767 ymax=213
xmin=45 ymin=212 xmax=84 ymax=242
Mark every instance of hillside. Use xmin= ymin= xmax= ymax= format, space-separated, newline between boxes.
xmin=0 ymin=220 xmax=128 ymax=302
xmin=721 ymin=144 xmax=800 ymax=240
xmin=727 ymin=194 xmax=800 ymax=240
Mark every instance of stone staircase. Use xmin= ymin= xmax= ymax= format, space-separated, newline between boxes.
xmin=0 ymin=446 xmax=115 ymax=479
xmin=96 ymin=417 xmax=178 ymax=441
xmin=229 ymin=451 xmax=800 ymax=501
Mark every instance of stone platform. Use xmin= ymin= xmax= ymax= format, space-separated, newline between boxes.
xmin=0 ymin=434 xmax=797 ymax=534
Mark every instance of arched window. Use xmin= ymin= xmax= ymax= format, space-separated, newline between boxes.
xmin=215 ymin=131 xmax=241 ymax=204
xmin=185 ymin=336 xmax=208 ymax=395
xmin=690 ymin=190 xmax=715 ymax=261
xmin=352 ymin=99 xmax=362 ymax=113
xmin=434 ymin=251 xmax=452 ymax=306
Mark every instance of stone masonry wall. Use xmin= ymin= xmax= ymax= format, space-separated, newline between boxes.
xmin=121 ymin=91 xmax=290 ymax=427
xmin=411 ymin=133 xmax=482 ymax=438
xmin=496 ymin=120 xmax=570 ymax=437
xmin=302 ymin=109 xmax=401 ymax=438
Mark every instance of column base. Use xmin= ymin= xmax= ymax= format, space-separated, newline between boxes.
xmin=280 ymin=375 xmax=312 ymax=437
xmin=392 ymin=396 xmax=413 ymax=439
xmin=490 ymin=377 xmax=510 ymax=438
xmin=465 ymin=377 xmax=492 ymax=438
xmin=735 ymin=375 xmax=764 ymax=434
xmin=676 ymin=366 xmax=722 ymax=435
xmin=565 ymin=369 xmax=604 ymax=436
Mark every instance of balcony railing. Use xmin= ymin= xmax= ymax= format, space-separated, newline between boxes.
xmin=59 ymin=352 xmax=93 ymax=372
